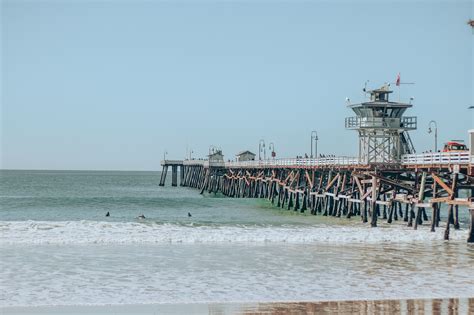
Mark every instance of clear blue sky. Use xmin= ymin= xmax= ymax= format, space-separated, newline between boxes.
xmin=1 ymin=0 xmax=472 ymax=170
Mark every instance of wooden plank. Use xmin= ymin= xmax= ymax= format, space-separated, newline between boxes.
xmin=284 ymin=171 xmax=293 ymax=185
xmin=289 ymin=172 xmax=299 ymax=188
xmin=446 ymin=199 xmax=471 ymax=206
xmin=305 ymin=171 xmax=313 ymax=190
xmin=353 ymin=176 xmax=364 ymax=198
xmin=325 ymin=174 xmax=340 ymax=191
xmin=429 ymin=197 xmax=450 ymax=203
xmin=361 ymin=188 xmax=372 ymax=201
xmin=367 ymin=198 xmax=390 ymax=206
xmin=415 ymin=203 xmax=433 ymax=208
xmin=431 ymin=173 xmax=453 ymax=196
xmin=372 ymin=175 xmax=414 ymax=193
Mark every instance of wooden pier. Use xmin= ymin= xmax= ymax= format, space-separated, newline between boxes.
xmin=159 ymin=85 xmax=474 ymax=242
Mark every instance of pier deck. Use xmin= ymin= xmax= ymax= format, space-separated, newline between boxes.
xmin=158 ymin=84 xmax=474 ymax=242
xmin=160 ymin=151 xmax=474 ymax=243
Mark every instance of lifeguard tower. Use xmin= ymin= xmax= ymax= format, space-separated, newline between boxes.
xmin=345 ymin=84 xmax=417 ymax=164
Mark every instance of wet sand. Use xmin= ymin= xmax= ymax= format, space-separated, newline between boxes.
xmin=2 ymin=297 xmax=473 ymax=315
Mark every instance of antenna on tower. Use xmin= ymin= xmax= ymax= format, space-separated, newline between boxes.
xmin=393 ymin=73 xmax=415 ymax=102
xmin=363 ymin=80 xmax=370 ymax=100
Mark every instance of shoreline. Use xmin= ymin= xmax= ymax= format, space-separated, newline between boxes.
xmin=2 ymin=297 xmax=473 ymax=314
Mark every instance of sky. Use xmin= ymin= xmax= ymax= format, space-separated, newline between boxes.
xmin=1 ymin=0 xmax=473 ymax=171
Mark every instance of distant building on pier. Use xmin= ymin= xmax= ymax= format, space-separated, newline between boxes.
xmin=208 ymin=150 xmax=225 ymax=164
xmin=236 ymin=150 xmax=256 ymax=162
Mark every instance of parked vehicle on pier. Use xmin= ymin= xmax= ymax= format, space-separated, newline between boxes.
xmin=442 ymin=141 xmax=468 ymax=152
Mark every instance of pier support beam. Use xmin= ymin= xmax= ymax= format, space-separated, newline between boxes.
xmin=171 ymin=165 xmax=178 ymax=187
xmin=370 ymin=176 xmax=377 ymax=227
xmin=444 ymin=173 xmax=458 ymax=241
xmin=468 ymin=208 xmax=474 ymax=243
xmin=180 ymin=166 xmax=185 ymax=186
xmin=159 ymin=166 xmax=168 ymax=186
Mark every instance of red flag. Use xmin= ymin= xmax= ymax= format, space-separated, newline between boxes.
xmin=396 ymin=73 xmax=400 ymax=86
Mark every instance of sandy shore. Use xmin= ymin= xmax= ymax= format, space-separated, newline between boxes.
xmin=2 ymin=297 xmax=473 ymax=315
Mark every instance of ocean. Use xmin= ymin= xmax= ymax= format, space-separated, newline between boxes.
xmin=1 ymin=170 xmax=473 ymax=313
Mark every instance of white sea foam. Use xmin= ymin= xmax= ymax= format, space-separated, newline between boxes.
xmin=0 ymin=220 xmax=468 ymax=245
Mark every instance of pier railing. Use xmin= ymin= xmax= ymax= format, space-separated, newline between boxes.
xmin=164 ymin=152 xmax=472 ymax=169
xmin=345 ymin=116 xmax=417 ymax=130
xmin=401 ymin=152 xmax=470 ymax=165
xmin=224 ymin=156 xmax=360 ymax=168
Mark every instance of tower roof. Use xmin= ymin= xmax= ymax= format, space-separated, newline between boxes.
xmin=348 ymin=84 xmax=412 ymax=109
xmin=348 ymin=101 xmax=412 ymax=109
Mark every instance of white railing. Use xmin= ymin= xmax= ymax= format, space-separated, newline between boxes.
xmin=165 ymin=152 xmax=472 ymax=168
xmin=345 ymin=116 xmax=417 ymax=130
xmin=160 ymin=159 xmax=184 ymax=166
xmin=224 ymin=156 xmax=360 ymax=168
xmin=401 ymin=152 xmax=470 ymax=165
xmin=183 ymin=159 xmax=208 ymax=167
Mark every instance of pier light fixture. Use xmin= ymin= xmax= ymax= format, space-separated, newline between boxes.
xmin=259 ymin=140 xmax=266 ymax=160
xmin=269 ymin=142 xmax=275 ymax=159
xmin=163 ymin=151 xmax=168 ymax=161
xmin=209 ymin=145 xmax=218 ymax=156
xmin=428 ymin=120 xmax=438 ymax=152
xmin=311 ymin=131 xmax=318 ymax=158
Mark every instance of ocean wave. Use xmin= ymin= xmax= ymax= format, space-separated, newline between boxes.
xmin=0 ymin=220 xmax=468 ymax=245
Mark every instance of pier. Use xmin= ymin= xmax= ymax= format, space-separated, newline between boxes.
xmin=160 ymin=85 xmax=474 ymax=242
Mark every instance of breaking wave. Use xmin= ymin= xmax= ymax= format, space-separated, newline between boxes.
xmin=0 ymin=220 xmax=468 ymax=245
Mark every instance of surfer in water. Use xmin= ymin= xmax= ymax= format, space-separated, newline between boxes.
xmin=137 ymin=214 xmax=146 ymax=219
xmin=188 ymin=212 xmax=192 ymax=217
xmin=105 ymin=211 xmax=110 ymax=217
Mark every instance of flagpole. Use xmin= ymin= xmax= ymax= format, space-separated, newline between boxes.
xmin=397 ymin=73 xmax=401 ymax=102
xmin=394 ymin=73 xmax=414 ymax=103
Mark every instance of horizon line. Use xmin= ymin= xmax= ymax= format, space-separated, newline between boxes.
xmin=0 ymin=168 xmax=161 ymax=172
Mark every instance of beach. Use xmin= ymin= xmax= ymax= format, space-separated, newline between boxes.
xmin=1 ymin=170 xmax=473 ymax=314
xmin=3 ymin=298 xmax=474 ymax=315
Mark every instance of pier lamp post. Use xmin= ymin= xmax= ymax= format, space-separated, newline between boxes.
xmin=209 ymin=145 xmax=217 ymax=156
xmin=311 ymin=131 xmax=318 ymax=158
xmin=469 ymin=106 xmax=474 ymax=129
xmin=189 ymin=150 xmax=193 ymax=160
xmin=163 ymin=151 xmax=168 ymax=161
xmin=259 ymin=140 xmax=266 ymax=160
xmin=269 ymin=142 xmax=275 ymax=160
xmin=428 ymin=120 xmax=438 ymax=152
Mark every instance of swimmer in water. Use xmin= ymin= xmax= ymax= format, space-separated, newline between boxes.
xmin=137 ymin=214 xmax=146 ymax=219
xmin=188 ymin=212 xmax=192 ymax=217
xmin=105 ymin=211 xmax=110 ymax=217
